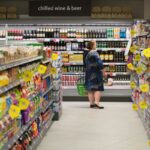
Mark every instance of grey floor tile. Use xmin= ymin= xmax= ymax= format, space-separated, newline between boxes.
xmin=37 ymin=102 xmax=150 ymax=150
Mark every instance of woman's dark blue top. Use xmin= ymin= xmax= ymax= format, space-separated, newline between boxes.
xmin=84 ymin=50 xmax=104 ymax=91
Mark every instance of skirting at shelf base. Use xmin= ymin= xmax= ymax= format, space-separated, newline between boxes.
xmin=63 ymin=96 xmax=131 ymax=102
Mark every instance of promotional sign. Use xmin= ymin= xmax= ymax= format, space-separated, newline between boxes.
xmin=29 ymin=0 xmax=91 ymax=16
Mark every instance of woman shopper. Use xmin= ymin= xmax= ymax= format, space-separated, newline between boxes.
xmin=84 ymin=40 xmax=104 ymax=109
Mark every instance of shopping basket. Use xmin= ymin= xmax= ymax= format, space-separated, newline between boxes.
xmin=76 ymin=76 xmax=87 ymax=96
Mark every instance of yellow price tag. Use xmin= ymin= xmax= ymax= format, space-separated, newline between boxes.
xmin=130 ymin=29 xmax=137 ymax=37
xmin=22 ymin=70 xmax=33 ymax=82
xmin=148 ymin=141 xmax=150 ymax=146
xmin=127 ymin=63 xmax=135 ymax=70
xmin=136 ymin=66 xmax=143 ymax=74
xmin=50 ymin=67 xmax=57 ymax=75
xmin=130 ymin=46 xmax=137 ymax=53
xmin=139 ymin=101 xmax=148 ymax=110
xmin=132 ymin=104 xmax=138 ymax=111
xmin=130 ymin=81 xmax=136 ymax=89
xmin=9 ymin=105 xmax=20 ymax=119
xmin=140 ymin=84 xmax=149 ymax=92
xmin=19 ymin=98 xmax=30 ymax=110
xmin=134 ymin=54 xmax=141 ymax=61
xmin=51 ymin=53 xmax=58 ymax=61
xmin=143 ymin=48 xmax=150 ymax=58
xmin=38 ymin=64 xmax=47 ymax=74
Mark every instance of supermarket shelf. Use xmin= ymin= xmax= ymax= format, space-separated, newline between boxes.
xmin=42 ymin=86 xmax=53 ymax=97
xmin=0 ymin=38 xmax=6 ymax=41
xmin=0 ymin=56 xmax=43 ymax=71
xmin=42 ymin=100 xmax=54 ymax=113
xmin=63 ymin=85 xmax=130 ymax=90
xmin=36 ymin=38 xmax=130 ymax=42
xmin=42 ymin=59 xmax=51 ymax=64
xmin=4 ymin=111 xmax=41 ymax=150
xmin=103 ymin=62 xmax=127 ymax=65
xmin=53 ymin=50 xmax=83 ymax=54
xmin=63 ymin=62 xmax=83 ymax=66
xmin=63 ymin=72 xmax=84 ymax=75
xmin=63 ymin=87 xmax=131 ymax=97
xmin=97 ymin=48 xmax=126 ymax=51
xmin=63 ymin=62 xmax=127 ymax=66
xmin=0 ymin=80 xmax=22 ymax=95
xmin=63 ymin=72 xmax=129 ymax=75
xmin=27 ymin=113 xmax=54 ymax=150
xmin=42 ymin=73 xmax=51 ymax=79
xmin=4 ymin=100 xmax=54 ymax=150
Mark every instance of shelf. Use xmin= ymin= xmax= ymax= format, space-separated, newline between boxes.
xmin=36 ymin=38 xmax=130 ymax=42
xmin=63 ymin=85 xmax=130 ymax=90
xmin=63 ymin=72 xmax=129 ymax=75
xmin=27 ymin=113 xmax=54 ymax=150
xmin=63 ymin=62 xmax=127 ymax=66
xmin=63 ymin=62 xmax=83 ymax=66
xmin=0 ymin=56 xmax=43 ymax=72
xmin=42 ymin=59 xmax=51 ymax=64
xmin=4 ymin=111 xmax=41 ymax=150
xmin=42 ymin=86 xmax=53 ymax=97
xmin=0 ymin=80 xmax=22 ymax=95
xmin=42 ymin=73 xmax=51 ymax=79
xmin=42 ymin=100 xmax=54 ymax=113
xmin=53 ymin=51 xmax=83 ymax=54
xmin=103 ymin=62 xmax=127 ymax=65
xmin=4 ymin=100 xmax=54 ymax=150
xmin=0 ymin=38 xmax=6 ymax=41
xmin=63 ymin=72 xmax=84 ymax=75
xmin=97 ymin=48 xmax=126 ymax=51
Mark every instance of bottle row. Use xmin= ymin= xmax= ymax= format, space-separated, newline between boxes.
xmin=99 ymin=51 xmax=125 ymax=62
xmin=62 ymin=65 xmax=127 ymax=73
xmin=106 ymin=75 xmax=130 ymax=86
xmin=104 ymin=65 xmax=127 ymax=72
xmin=44 ymin=41 xmax=128 ymax=51
xmin=5 ymin=27 xmax=129 ymax=39
xmin=62 ymin=74 xmax=130 ymax=87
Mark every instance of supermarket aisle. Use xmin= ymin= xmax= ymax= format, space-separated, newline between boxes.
xmin=38 ymin=102 xmax=149 ymax=150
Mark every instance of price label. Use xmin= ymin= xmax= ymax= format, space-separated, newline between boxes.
xmin=51 ymin=53 xmax=58 ymax=61
xmin=9 ymin=105 xmax=20 ymax=119
xmin=19 ymin=98 xmax=30 ymax=110
xmin=148 ymin=141 xmax=150 ymax=146
xmin=130 ymin=81 xmax=136 ymax=89
xmin=134 ymin=54 xmax=141 ymax=61
xmin=127 ymin=63 xmax=135 ymax=70
xmin=132 ymin=104 xmax=138 ymax=111
xmin=22 ymin=70 xmax=33 ymax=82
xmin=143 ymin=48 xmax=150 ymax=58
xmin=130 ymin=46 xmax=136 ymax=53
xmin=136 ymin=66 xmax=143 ymax=74
xmin=130 ymin=29 xmax=137 ymax=37
xmin=38 ymin=64 xmax=47 ymax=74
xmin=140 ymin=84 xmax=149 ymax=92
xmin=139 ymin=101 xmax=148 ymax=110
xmin=50 ymin=67 xmax=57 ymax=75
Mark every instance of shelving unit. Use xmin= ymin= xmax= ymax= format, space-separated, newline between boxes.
xmin=0 ymin=40 xmax=63 ymax=149
xmin=0 ymin=21 xmax=132 ymax=101
xmin=128 ymin=20 xmax=150 ymax=139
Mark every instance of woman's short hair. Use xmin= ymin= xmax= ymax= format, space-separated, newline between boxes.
xmin=87 ymin=40 xmax=96 ymax=50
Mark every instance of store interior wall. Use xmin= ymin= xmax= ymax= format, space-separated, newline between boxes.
xmin=0 ymin=0 xmax=145 ymax=19
xmin=144 ymin=0 xmax=150 ymax=19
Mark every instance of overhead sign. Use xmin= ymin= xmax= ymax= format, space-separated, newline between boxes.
xmin=29 ymin=0 xmax=91 ymax=16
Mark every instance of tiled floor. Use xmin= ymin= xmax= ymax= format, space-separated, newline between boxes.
xmin=38 ymin=102 xmax=150 ymax=150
